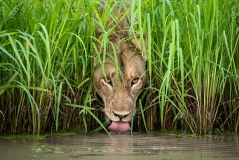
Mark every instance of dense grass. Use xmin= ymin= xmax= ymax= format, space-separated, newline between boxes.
xmin=0 ymin=0 xmax=238 ymax=135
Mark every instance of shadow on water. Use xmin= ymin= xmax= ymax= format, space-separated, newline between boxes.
xmin=0 ymin=133 xmax=239 ymax=160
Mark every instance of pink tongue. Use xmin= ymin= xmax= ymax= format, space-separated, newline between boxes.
xmin=108 ymin=121 xmax=131 ymax=132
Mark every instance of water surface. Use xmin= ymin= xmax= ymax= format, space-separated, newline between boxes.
xmin=0 ymin=133 xmax=239 ymax=160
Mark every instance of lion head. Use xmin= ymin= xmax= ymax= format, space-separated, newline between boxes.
xmin=93 ymin=2 xmax=147 ymax=132
xmin=93 ymin=39 xmax=147 ymax=132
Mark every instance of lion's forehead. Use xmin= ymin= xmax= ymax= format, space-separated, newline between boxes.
xmin=104 ymin=57 xmax=145 ymax=76
xmin=106 ymin=70 xmax=140 ymax=83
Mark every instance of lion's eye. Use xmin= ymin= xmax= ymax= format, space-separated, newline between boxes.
xmin=104 ymin=77 xmax=113 ymax=86
xmin=131 ymin=77 xmax=139 ymax=86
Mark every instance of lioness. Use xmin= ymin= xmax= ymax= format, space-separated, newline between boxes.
xmin=93 ymin=1 xmax=147 ymax=132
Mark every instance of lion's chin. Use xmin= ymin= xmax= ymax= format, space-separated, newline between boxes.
xmin=108 ymin=121 xmax=131 ymax=132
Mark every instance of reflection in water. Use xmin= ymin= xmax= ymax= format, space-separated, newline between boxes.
xmin=0 ymin=133 xmax=239 ymax=160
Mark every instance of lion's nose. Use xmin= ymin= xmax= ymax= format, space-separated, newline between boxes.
xmin=112 ymin=111 xmax=131 ymax=120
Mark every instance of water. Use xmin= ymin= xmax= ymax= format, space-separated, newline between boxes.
xmin=0 ymin=133 xmax=239 ymax=160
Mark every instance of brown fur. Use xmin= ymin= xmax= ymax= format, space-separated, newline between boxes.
xmin=93 ymin=1 xmax=147 ymax=122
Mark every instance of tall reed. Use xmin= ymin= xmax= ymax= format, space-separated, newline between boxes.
xmin=0 ymin=0 xmax=238 ymax=135
xmin=0 ymin=0 xmax=100 ymax=134
xmin=140 ymin=0 xmax=239 ymax=134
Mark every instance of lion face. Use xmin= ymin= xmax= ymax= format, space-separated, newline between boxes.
xmin=93 ymin=40 xmax=147 ymax=123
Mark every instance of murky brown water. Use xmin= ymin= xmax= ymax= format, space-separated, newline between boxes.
xmin=0 ymin=133 xmax=239 ymax=160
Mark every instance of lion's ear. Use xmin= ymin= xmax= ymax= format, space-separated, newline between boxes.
xmin=141 ymin=55 xmax=147 ymax=62
xmin=131 ymin=36 xmax=148 ymax=62
xmin=131 ymin=36 xmax=148 ymax=53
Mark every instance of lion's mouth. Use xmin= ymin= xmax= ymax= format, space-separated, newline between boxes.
xmin=108 ymin=121 xmax=131 ymax=132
